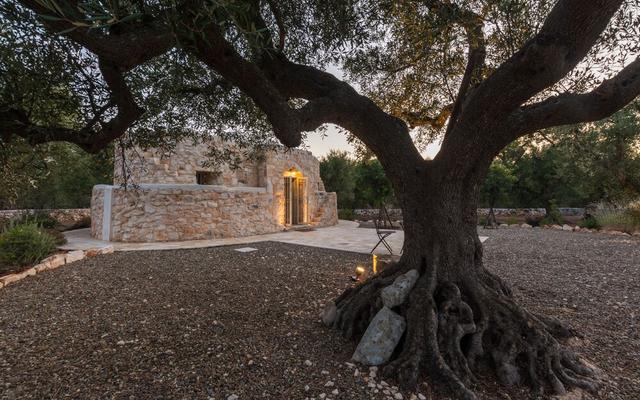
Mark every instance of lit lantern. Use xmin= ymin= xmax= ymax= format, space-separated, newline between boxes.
xmin=354 ymin=265 xmax=367 ymax=282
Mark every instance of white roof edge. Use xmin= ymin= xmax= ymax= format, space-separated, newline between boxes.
xmin=93 ymin=183 xmax=268 ymax=193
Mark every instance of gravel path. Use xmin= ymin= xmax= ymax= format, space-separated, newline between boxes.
xmin=0 ymin=230 xmax=638 ymax=399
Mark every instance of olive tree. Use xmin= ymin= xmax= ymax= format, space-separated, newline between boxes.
xmin=1 ymin=1 xmax=639 ymax=398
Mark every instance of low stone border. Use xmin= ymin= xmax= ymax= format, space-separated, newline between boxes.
xmin=489 ymin=223 xmax=640 ymax=237
xmin=0 ymin=246 xmax=114 ymax=289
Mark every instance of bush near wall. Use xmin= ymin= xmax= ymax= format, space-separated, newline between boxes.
xmin=0 ymin=224 xmax=57 ymax=275
xmin=0 ymin=209 xmax=91 ymax=232
xmin=595 ymin=201 xmax=640 ymax=233
xmin=338 ymin=209 xmax=356 ymax=220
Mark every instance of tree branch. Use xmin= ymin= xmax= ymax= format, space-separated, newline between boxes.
xmin=19 ymin=0 xmax=175 ymax=71
xmin=2 ymin=60 xmax=143 ymax=153
xmin=389 ymin=2 xmax=485 ymax=134
xmin=429 ymin=2 xmax=486 ymax=136
xmin=436 ymin=0 xmax=626 ymax=171
xmin=259 ymin=56 xmax=426 ymax=179
xmin=176 ymin=7 xmax=302 ymax=147
xmin=265 ymin=0 xmax=286 ymax=52
xmin=462 ymin=0 xmax=624 ymax=122
xmin=506 ymin=57 xmax=640 ymax=139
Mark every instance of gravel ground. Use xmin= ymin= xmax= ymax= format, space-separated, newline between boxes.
xmin=0 ymin=230 xmax=638 ymax=400
xmin=480 ymin=228 xmax=640 ymax=400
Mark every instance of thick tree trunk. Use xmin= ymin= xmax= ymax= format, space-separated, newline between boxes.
xmin=330 ymin=174 xmax=598 ymax=399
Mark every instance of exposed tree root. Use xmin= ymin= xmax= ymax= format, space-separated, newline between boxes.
xmin=332 ymin=259 xmax=599 ymax=399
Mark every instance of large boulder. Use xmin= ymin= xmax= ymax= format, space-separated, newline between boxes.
xmin=380 ymin=269 xmax=419 ymax=308
xmin=352 ymin=306 xmax=406 ymax=365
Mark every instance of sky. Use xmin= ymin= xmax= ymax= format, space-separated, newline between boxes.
xmin=300 ymin=64 xmax=442 ymax=160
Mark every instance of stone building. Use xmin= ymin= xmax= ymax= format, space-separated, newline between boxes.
xmin=90 ymin=140 xmax=337 ymax=242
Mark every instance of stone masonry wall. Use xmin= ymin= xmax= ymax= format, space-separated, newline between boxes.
xmin=93 ymin=139 xmax=338 ymax=242
xmin=114 ymin=140 xmax=262 ymax=187
xmin=94 ymin=185 xmax=278 ymax=242
xmin=264 ymin=148 xmax=327 ymax=224
xmin=90 ymin=189 xmax=104 ymax=238
xmin=312 ymin=192 xmax=338 ymax=227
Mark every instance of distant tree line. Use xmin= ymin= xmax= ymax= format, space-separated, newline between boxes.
xmin=481 ymin=101 xmax=640 ymax=210
xmin=319 ymin=151 xmax=395 ymax=209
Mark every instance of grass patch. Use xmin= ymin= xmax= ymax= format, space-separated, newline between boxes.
xmin=595 ymin=200 xmax=640 ymax=233
xmin=0 ymin=223 xmax=58 ymax=274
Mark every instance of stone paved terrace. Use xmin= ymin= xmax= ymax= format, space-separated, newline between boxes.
xmin=62 ymin=220 xmax=488 ymax=255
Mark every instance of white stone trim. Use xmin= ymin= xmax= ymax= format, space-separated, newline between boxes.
xmin=101 ymin=186 xmax=113 ymax=241
xmin=95 ymin=183 xmax=268 ymax=193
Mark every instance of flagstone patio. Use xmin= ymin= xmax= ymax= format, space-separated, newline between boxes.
xmin=62 ymin=220 xmax=488 ymax=255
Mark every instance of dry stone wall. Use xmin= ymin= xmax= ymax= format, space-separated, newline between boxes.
xmin=90 ymin=190 xmax=105 ymax=238
xmin=94 ymin=185 xmax=278 ymax=242
xmin=0 ymin=208 xmax=90 ymax=228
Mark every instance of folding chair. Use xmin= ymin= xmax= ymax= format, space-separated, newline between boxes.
xmin=371 ymin=209 xmax=396 ymax=254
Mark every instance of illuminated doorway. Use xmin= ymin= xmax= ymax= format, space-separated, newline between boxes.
xmin=284 ymin=170 xmax=307 ymax=225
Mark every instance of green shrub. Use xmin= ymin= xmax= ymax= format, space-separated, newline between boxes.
xmin=0 ymin=224 xmax=57 ymax=272
xmin=42 ymin=228 xmax=68 ymax=246
xmin=595 ymin=207 xmax=640 ymax=233
xmin=543 ymin=200 xmax=564 ymax=225
xmin=338 ymin=209 xmax=356 ymax=221
xmin=578 ymin=216 xmax=601 ymax=230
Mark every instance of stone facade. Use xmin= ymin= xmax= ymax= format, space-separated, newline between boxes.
xmin=91 ymin=139 xmax=337 ymax=242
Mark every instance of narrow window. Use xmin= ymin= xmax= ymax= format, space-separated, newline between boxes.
xmin=196 ymin=171 xmax=218 ymax=185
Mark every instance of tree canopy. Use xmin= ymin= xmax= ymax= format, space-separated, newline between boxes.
xmin=1 ymin=1 xmax=638 ymax=159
